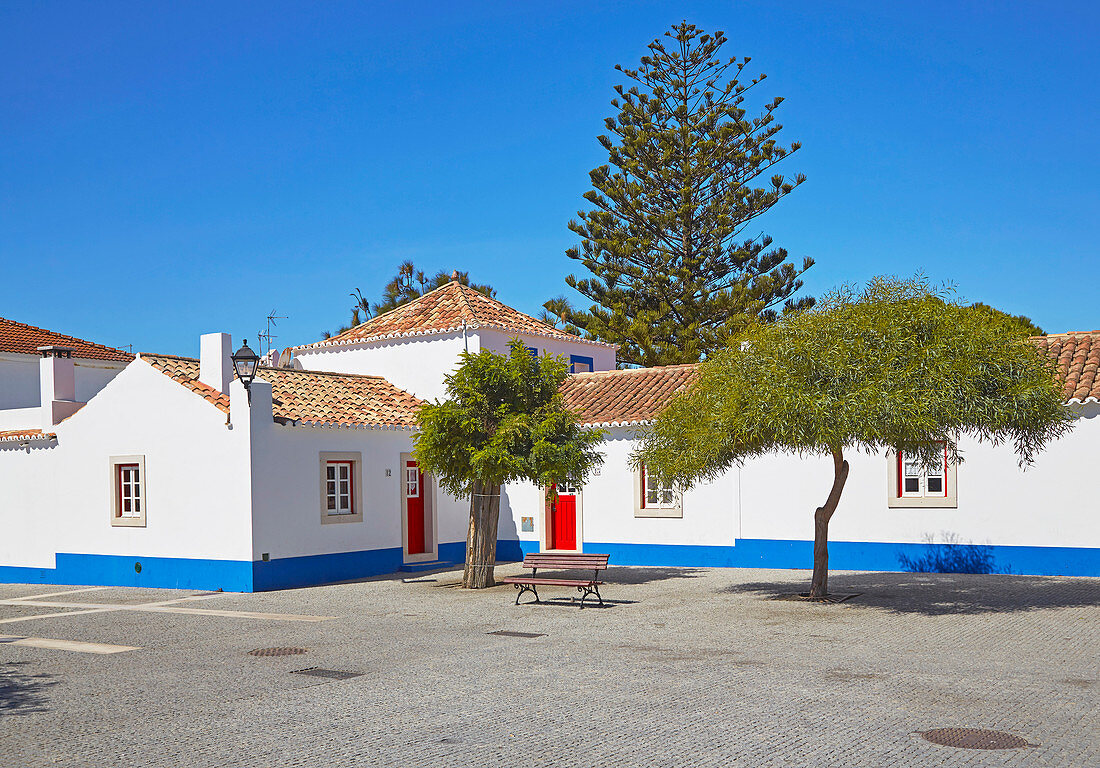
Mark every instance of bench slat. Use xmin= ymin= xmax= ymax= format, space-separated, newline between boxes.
xmin=500 ymin=577 xmax=603 ymax=587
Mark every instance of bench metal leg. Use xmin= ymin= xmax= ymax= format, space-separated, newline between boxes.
xmin=575 ymin=583 xmax=602 ymax=609
xmin=513 ymin=583 xmax=540 ymax=605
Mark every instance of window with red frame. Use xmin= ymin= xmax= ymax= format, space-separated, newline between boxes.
xmin=897 ymin=445 xmax=948 ymax=498
xmin=116 ymin=463 xmax=142 ymax=518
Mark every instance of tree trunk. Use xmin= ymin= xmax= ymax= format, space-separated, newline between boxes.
xmin=808 ymin=448 xmax=850 ymax=599
xmin=462 ymin=479 xmax=501 ymax=589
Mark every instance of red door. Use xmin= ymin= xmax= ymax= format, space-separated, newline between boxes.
xmin=549 ymin=483 xmax=578 ymax=551
xmin=405 ymin=460 xmax=426 ymax=555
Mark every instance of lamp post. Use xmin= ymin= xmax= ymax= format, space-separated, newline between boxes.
xmin=231 ymin=340 xmax=260 ymax=405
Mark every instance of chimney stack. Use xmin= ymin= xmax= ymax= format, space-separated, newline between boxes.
xmin=199 ymin=333 xmax=233 ymax=396
xmin=38 ymin=346 xmax=81 ymax=426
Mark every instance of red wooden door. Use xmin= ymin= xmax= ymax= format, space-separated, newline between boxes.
xmin=549 ymin=483 xmax=577 ymax=551
xmin=405 ymin=460 xmax=426 ymax=555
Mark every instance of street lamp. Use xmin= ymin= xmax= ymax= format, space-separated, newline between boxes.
xmin=231 ymin=340 xmax=260 ymax=404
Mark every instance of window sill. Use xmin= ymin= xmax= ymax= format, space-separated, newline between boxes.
xmin=635 ymin=507 xmax=683 ymax=519
xmin=887 ymin=497 xmax=957 ymax=509
xmin=111 ymin=517 xmax=146 ymax=528
xmin=321 ymin=512 xmax=363 ymax=525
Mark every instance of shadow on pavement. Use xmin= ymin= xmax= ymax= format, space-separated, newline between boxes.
xmin=0 ymin=661 xmax=56 ymax=716
xmin=720 ymin=571 xmax=1100 ymax=616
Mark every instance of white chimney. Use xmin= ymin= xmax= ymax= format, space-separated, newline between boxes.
xmin=199 ymin=333 xmax=233 ymax=396
xmin=39 ymin=346 xmax=82 ymax=426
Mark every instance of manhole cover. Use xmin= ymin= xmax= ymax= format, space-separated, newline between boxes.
xmin=291 ymin=667 xmax=362 ymax=680
xmin=248 ymin=647 xmax=308 ymax=657
xmin=919 ymin=728 xmax=1036 ymax=749
xmin=488 ymin=630 xmax=545 ymax=638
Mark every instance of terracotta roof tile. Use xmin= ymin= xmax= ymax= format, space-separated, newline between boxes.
xmin=560 ymin=364 xmax=699 ymax=426
xmin=0 ymin=429 xmax=56 ymax=442
xmin=141 ymin=354 xmax=423 ymax=428
xmin=0 ymin=316 xmax=133 ymax=361
xmin=1031 ymin=332 xmax=1100 ymax=403
xmin=297 ymin=281 xmax=615 ymax=350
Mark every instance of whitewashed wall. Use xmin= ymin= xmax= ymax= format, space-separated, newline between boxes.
xmin=501 ymin=426 xmax=738 ymax=549
xmin=0 ymin=360 xmax=252 ymax=569
xmin=478 ymin=329 xmax=616 ymax=371
xmin=295 ymin=331 xmax=474 ymax=401
xmin=0 ymin=354 xmax=125 ymax=410
xmin=739 ymin=403 xmax=1100 ymax=549
xmin=500 ymin=410 xmax=1100 ymax=556
xmin=247 ymin=419 xmax=470 ymax=562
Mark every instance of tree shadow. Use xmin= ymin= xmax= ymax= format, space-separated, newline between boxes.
xmin=602 ymin=566 xmax=705 ymax=585
xmin=0 ymin=660 xmax=56 ymax=716
xmin=720 ymin=571 xmax=1100 ymax=616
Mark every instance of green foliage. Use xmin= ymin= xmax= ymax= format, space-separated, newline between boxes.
xmin=414 ymin=340 xmax=606 ymax=497
xmin=545 ymin=21 xmax=814 ymax=366
xmin=323 ymin=262 xmax=495 ymax=339
xmin=968 ymin=302 xmax=1045 ymax=337
xmin=374 ymin=261 xmax=495 ymax=316
xmin=637 ymin=276 xmax=1072 ymax=487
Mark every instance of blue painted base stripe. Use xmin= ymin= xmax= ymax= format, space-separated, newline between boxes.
xmin=5 ymin=538 xmax=1094 ymax=593
xmin=569 ymin=539 xmax=1100 ymax=577
xmin=0 ymin=553 xmax=253 ymax=592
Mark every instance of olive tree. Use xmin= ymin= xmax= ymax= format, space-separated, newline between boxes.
xmin=415 ymin=340 xmax=605 ymax=588
xmin=636 ymin=276 xmax=1072 ymax=598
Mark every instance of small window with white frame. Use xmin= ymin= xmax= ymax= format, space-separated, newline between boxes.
xmin=326 ymin=461 xmax=354 ymax=514
xmin=319 ymin=452 xmax=363 ymax=523
xmin=888 ymin=444 xmax=957 ymax=508
xmin=405 ymin=464 xmax=420 ymax=499
xmin=110 ymin=455 xmax=147 ymax=527
xmin=635 ymin=464 xmax=682 ymax=518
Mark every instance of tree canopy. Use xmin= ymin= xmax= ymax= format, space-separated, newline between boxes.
xmin=544 ymin=22 xmax=813 ymax=366
xmin=636 ymin=276 xmax=1072 ymax=596
xmin=415 ymin=340 xmax=605 ymax=587
xmin=968 ymin=302 xmax=1045 ymax=337
xmin=323 ymin=262 xmax=495 ymax=339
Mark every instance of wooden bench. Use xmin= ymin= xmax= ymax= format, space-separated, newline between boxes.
xmin=500 ymin=552 xmax=610 ymax=608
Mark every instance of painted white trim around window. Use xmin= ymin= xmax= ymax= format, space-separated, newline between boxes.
xmin=319 ymin=452 xmax=363 ymax=524
xmin=110 ymin=455 xmax=147 ymax=528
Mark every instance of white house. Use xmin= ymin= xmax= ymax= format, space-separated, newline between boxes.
xmin=0 ymin=286 xmax=1096 ymax=592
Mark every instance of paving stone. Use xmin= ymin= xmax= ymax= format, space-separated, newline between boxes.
xmin=0 ymin=566 xmax=1096 ymax=767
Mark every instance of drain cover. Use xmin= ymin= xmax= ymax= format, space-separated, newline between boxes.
xmin=919 ymin=728 xmax=1035 ymax=749
xmin=291 ymin=667 xmax=362 ymax=680
xmin=488 ymin=630 xmax=545 ymax=638
xmin=248 ymin=647 xmax=307 ymax=657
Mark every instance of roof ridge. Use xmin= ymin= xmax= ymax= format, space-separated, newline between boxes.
xmin=142 ymin=352 xmax=399 ymax=383
xmin=1 ymin=315 xmax=132 ymax=359
xmin=1030 ymin=331 xmax=1100 ymax=339
xmin=451 ymin=280 xmax=480 ymax=323
xmin=568 ymin=362 xmax=699 ymax=377
xmin=334 ymin=280 xmax=460 ymax=339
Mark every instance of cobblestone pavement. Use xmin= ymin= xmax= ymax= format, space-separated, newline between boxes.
xmin=0 ymin=566 xmax=1097 ymax=767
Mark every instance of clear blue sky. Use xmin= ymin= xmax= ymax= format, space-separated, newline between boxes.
xmin=2 ymin=1 xmax=1097 ymax=356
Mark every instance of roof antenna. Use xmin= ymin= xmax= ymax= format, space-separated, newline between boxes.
xmin=258 ymin=309 xmax=287 ymax=356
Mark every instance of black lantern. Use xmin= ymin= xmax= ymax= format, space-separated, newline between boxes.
xmin=231 ymin=340 xmax=260 ymax=404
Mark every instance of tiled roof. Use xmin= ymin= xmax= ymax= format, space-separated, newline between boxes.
xmin=141 ymin=354 xmax=423 ymax=428
xmin=297 ymin=281 xmax=616 ymax=350
xmin=0 ymin=429 xmax=56 ymax=442
xmin=560 ymin=364 xmax=699 ymax=426
xmin=0 ymin=316 xmax=133 ymax=362
xmin=1031 ymin=332 xmax=1100 ymax=403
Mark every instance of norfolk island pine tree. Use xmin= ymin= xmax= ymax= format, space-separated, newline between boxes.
xmin=545 ymin=22 xmax=814 ymax=366
xmin=635 ymin=276 xmax=1072 ymax=598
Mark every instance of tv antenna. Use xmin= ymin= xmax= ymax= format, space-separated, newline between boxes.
xmin=258 ymin=309 xmax=287 ymax=356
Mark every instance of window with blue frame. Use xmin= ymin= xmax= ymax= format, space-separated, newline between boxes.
xmin=569 ymin=354 xmax=594 ymax=373
xmin=527 ymin=347 xmax=538 ymax=358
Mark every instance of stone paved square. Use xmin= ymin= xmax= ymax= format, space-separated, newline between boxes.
xmin=0 ymin=565 xmax=1097 ymax=767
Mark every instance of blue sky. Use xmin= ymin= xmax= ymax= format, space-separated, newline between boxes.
xmin=2 ymin=1 xmax=1097 ymax=356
